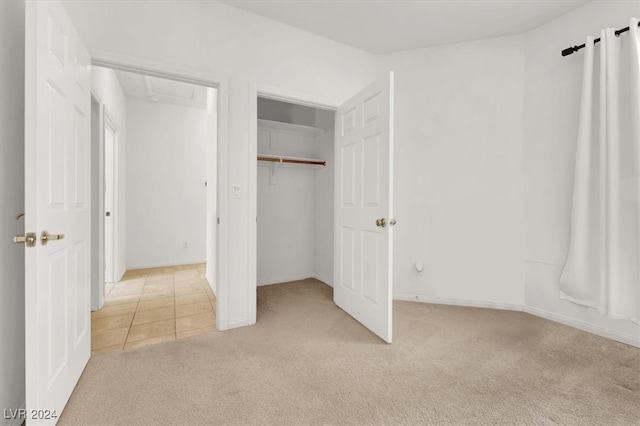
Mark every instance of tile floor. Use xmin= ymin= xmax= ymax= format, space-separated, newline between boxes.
xmin=91 ymin=263 xmax=216 ymax=354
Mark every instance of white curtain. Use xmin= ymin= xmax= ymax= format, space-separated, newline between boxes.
xmin=560 ymin=18 xmax=640 ymax=324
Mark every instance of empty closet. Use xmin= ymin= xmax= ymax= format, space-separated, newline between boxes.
xmin=256 ymin=98 xmax=334 ymax=287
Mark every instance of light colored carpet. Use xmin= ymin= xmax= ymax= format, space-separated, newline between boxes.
xmin=60 ymin=279 xmax=640 ymax=425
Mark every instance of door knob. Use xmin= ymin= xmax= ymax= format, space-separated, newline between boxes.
xmin=13 ymin=232 xmax=37 ymax=247
xmin=376 ymin=218 xmax=387 ymax=228
xmin=389 ymin=219 xmax=396 ymax=226
xmin=41 ymin=230 xmax=64 ymax=245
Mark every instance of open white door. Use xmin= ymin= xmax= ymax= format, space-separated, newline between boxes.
xmin=334 ymin=72 xmax=394 ymax=343
xmin=24 ymin=1 xmax=91 ymax=422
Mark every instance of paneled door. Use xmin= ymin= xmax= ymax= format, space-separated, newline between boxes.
xmin=334 ymin=72 xmax=395 ymax=343
xmin=24 ymin=0 xmax=92 ymax=422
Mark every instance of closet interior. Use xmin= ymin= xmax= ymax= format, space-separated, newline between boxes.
xmin=256 ymin=97 xmax=335 ymax=288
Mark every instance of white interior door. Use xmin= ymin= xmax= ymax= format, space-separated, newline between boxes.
xmin=104 ymin=122 xmax=115 ymax=283
xmin=334 ymin=72 xmax=395 ymax=343
xmin=24 ymin=0 xmax=91 ymax=422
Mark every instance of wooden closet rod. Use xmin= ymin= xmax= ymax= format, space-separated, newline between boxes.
xmin=257 ymin=155 xmax=326 ymax=166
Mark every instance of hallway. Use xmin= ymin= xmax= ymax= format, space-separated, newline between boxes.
xmin=91 ymin=263 xmax=216 ymax=353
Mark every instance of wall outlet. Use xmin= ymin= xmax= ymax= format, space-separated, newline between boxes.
xmin=183 ymin=241 xmax=189 ymax=249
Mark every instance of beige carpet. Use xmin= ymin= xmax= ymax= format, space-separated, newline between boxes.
xmin=60 ymin=279 xmax=640 ymax=425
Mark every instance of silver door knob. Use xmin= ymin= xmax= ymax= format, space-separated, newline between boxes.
xmin=41 ymin=230 xmax=64 ymax=245
xmin=376 ymin=218 xmax=387 ymax=228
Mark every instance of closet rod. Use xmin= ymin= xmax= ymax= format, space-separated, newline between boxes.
xmin=562 ymin=21 xmax=640 ymax=57
xmin=257 ymin=155 xmax=326 ymax=166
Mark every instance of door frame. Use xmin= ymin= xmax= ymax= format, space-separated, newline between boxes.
xmin=249 ymin=83 xmax=338 ymax=321
xmin=90 ymin=51 xmax=230 ymax=330
xmin=90 ymin=92 xmax=105 ymax=310
xmin=90 ymin=98 xmax=120 ymax=309
xmin=102 ymin=110 xmax=118 ymax=284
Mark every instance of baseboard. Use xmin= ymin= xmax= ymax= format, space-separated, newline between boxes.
xmin=312 ymin=273 xmax=333 ymax=287
xmin=523 ymin=305 xmax=640 ymax=349
xmin=258 ymin=273 xmax=316 ymax=286
xmin=227 ymin=317 xmax=255 ymax=330
xmin=393 ymin=293 xmax=522 ymax=312
xmin=127 ymin=259 xmax=205 ymax=270
xmin=393 ymin=293 xmax=640 ymax=348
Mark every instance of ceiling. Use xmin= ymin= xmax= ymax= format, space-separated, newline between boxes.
xmin=220 ymin=0 xmax=590 ymax=54
xmin=114 ymin=69 xmax=208 ymax=109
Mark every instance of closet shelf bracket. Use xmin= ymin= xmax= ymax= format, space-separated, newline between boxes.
xmin=269 ymin=161 xmax=280 ymax=185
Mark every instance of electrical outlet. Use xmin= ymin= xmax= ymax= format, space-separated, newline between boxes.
xmin=183 ymin=241 xmax=189 ymax=249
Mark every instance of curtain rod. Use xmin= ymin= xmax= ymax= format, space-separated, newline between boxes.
xmin=562 ymin=21 xmax=640 ymax=57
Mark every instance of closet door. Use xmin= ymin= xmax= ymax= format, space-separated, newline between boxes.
xmin=334 ymin=72 xmax=395 ymax=343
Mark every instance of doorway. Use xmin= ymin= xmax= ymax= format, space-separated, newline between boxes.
xmin=90 ymin=66 xmax=219 ymax=352
xmin=250 ymin=74 xmax=396 ymax=343
xmin=254 ymin=96 xmax=336 ymax=318
xmin=103 ymin=116 xmax=117 ymax=284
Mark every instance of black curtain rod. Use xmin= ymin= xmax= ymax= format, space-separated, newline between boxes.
xmin=562 ymin=21 xmax=640 ymax=57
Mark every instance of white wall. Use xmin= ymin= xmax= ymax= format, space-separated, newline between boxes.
xmin=314 ymin=111 xmax=335 ymax=286
xmin=61 ymin=0 xmax=379 ymax=328
xmin=379 ymin=35 xmax=526 ymax=307
xmin=524 ymin=0 xmax=640 ymax=345
xmin=0 ymin=0 xmax=26 ymax=422
xmin=256 ymin=124 xmax=318 ymax=285
xmin=126 ymin=98 xmax=208 ymax=269
xmin=91 ymin=66 xmax=127 ymax=281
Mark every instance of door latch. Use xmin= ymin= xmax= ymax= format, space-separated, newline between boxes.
xmin=41 ymin=230 xmax=65 ymax=245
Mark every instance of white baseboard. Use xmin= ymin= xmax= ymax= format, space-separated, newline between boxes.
xmin=227 ymin=317 xmax=255 ymax=330
xmin=393 ymin=293 xmax=522 ymax=312
xmin=258 ymin=273 xmax=316 ymax=287
xmin=127 ymin=258 xmax=205 ymax=270
xmin=523 ymin=305 xmax=640 ymax=349
xmin=312 ymin=273 xmax=333 ymax=287
xmin=393 ymin=293 xmax=640 ymax=349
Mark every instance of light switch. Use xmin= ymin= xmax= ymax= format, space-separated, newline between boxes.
xmin=232 ymin=186 xmax=241 ymax=198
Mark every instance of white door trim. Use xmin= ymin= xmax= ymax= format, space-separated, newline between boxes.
xmin=90 ymin=91 xmax=105 ymax=310
xmin=255 ymin=84 xmax=338 ymax=111
xmin=103 ymin=110 xmax=118 ymax=284
xmin=89 ymin=50 xmax=231 ymax=330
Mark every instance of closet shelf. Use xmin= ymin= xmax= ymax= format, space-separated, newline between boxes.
xmin=257 ymin=119 xmax=325 ymax=136
xmin=257 ymin=154 xmax=326 ymax=167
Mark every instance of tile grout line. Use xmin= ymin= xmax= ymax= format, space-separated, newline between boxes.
xmin=91 ymin=274 xmax=146 ymax=354
xmin=94 ymin=265 xmax=213 ymax=353
xmin=121 ymin=273 xmax=148 ymax=352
